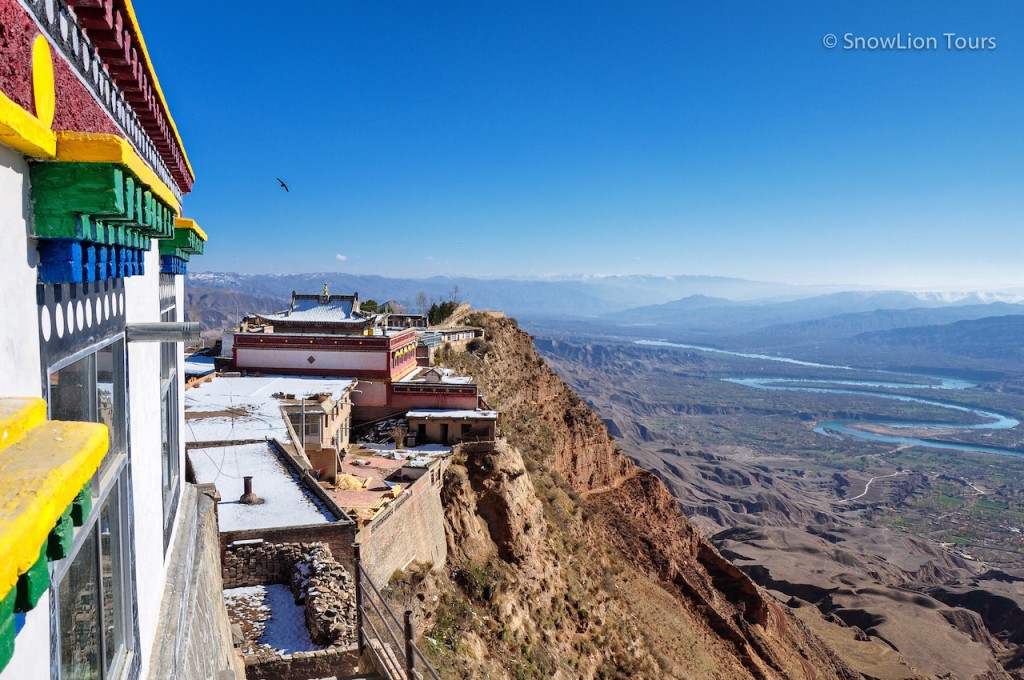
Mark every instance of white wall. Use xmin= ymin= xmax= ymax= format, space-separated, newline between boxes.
xmin=123 ymin=246 xmax=168 ymax=675
xmin=0 ymin=145 xmax=50 ymax=680
xmin=1 ymin=591 xmax=51 ymax=679
xmin=236 ymin=346 xmax=387 ymax=372
xmin=352 ymin=379 xmax=388 ymax=407
xmin=0 ymin=145 xmax=43 ymax=396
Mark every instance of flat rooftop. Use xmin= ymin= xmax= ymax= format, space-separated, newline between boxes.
xmin=184 ymin=353 xmax=215 ymax=378
xmin=184 ymin=375 xmax=354 ymax=444
xmin=323 ymin=442 xmax=451 ymax=523
xmin=397 ymin=366 xmax=473 ymax=384
xmin=406 ymin=409 xmax=498 ymax=420
xmin=189 ymin=442 xmax=335 ymax=531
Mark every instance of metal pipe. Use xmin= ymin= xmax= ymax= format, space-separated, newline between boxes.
xmin=354 ymin=543 xmax=365 ymax=656
xmin=125 ymin=322 xmax=201 ymax=343
xmin=405 ymin=610 xmax=415 ymax=680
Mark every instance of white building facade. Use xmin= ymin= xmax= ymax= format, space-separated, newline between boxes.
xmin=1 ymin=2 xmax=231 ymax=679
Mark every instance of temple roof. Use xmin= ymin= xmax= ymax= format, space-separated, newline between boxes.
xmin=256 ymin=291 xmax=370 ymax=326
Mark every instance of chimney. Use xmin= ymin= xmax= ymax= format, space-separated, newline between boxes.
xmin=239 ymin=476 xmax=264 ymax=505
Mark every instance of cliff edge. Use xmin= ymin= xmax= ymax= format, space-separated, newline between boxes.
xmin=377 ymin=314 xmax=879 ymax=679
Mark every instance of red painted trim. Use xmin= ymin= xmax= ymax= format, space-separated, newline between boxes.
xmin=234 ymin=364 xmax=393 ymax=378
xmin=0 ymin=0 xmax=121 ymax=136
xmin=234 ymin=335 xmax=392 ymax=352
xmin=67 ymin=0 xmax=193 ymax=191
xmin=391 ymin=384 xmax=477 ymax=393
xmin=267 ymin=320 xmax=373 ymax=331
xmin=387 ymin=329 xmax=417 ymax=349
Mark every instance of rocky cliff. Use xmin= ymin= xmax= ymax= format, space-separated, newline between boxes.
xmin=389 ymin=314 xmax=866 ymax=679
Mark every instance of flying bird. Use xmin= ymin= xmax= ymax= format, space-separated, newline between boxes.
xmin=276 ymin=178 xmax=289 ymax=192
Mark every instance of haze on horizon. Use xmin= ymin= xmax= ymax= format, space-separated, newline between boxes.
xmin=137 ymin=2 xmax=1024 ymax=291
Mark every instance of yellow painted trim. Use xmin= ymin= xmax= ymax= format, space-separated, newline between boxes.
xmin=120 ymin=0 xmax=194 ymax=181
xmin=0 ymin=399 xmax=47 ymax=452
xmin=56 ymin=132 xmax=181 ymax=214
xmin=32 ymin=36 xmax=56 ymax=128
xmin=0 ymin=91 xmax=57 ymax=159
xmin=0 ymin=398 xmax=108 ymax=594
xmin=174 ymin=217 xmax=207 ymax=242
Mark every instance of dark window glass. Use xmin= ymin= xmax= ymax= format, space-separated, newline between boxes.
xmin=51 ymin=354 xmax=93 ymax=423
xmin=95 ymin=341 xmax=125 ymax=481
xmin=100 ymin=491 xmax=125 ymax=672
xmin=59 ymin=528 xmax=101 ymax=680
xmin=48 ymin=340 xmax=133 ymax=678
xmin=49 ymin=340 xmax=126 ymax=487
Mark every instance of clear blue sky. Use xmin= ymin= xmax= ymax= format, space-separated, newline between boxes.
xmin=136 ymin=1 xmax=1023 ymax=289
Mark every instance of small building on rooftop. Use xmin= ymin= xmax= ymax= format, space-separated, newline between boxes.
xmin=407 ymin=409 xmax=498 ymax=445
xmin=185 ymin=375 xmax=354 ymax=482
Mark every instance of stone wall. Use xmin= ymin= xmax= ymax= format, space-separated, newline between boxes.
xmin=291 ymin=544 xmax=357 ymax=647
xmin=222 ymin=541 xmax=359 ymax=680
xmin=147 ymin=484 xmax=241 ymax=680
xmin=221 ymin=522 xmax=358 ymax=578
xmin=242 ymin=646 xmax=359 ymax=680
xmin=222 ymin=541 xmax=304 ymax=589
xmin=357 ymin=457 xmax=451 ymax=585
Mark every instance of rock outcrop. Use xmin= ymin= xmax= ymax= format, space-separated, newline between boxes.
xmin=403 ymin=314 xmax=861 ymax=679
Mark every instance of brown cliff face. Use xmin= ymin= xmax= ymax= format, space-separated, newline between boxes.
xmin=395 ymin=314 xmax=863 ymax=679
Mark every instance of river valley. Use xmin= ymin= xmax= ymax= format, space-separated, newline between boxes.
xmin=533 ymin=330 xmax=1024 ymax=679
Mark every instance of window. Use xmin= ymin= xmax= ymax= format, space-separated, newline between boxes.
xmin=54 ymin=475 xmax=132 ymax=680
xmin=49 ymin=340 xmax=127 ymax=486
xmin=48 ymin=339 xmax=133 ymax=680
xmin=160 ymin=275 xmax=180 ymax=548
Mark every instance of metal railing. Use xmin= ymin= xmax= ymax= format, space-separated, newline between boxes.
xmin=354 ymin=544 xmax=441 ymax=680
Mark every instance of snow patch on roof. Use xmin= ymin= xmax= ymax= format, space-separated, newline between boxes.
xmin=184 ymin=376 xmax=354 ymax=443
xmin=406 ymin=409 xmax=497 ymax=419
xmin=190 ymin=442 xmax=333 ymax=530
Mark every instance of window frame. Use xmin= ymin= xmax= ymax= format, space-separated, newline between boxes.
xmin=46 ymin=337 xmax=127 ymax=498
xmin=50 ymin=471 xmax=134 ymax=680
xmin=45 ymin=336 xmax=136 ymax=680
xmin=159 ymin=275 xmax=181 ymax=552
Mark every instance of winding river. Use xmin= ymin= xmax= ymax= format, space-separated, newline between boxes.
xmin=637 ymin=340 xmax=1024 ymax=459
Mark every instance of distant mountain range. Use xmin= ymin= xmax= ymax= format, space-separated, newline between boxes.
xmin=611 ymin=291 xmax=1024 ymax=334
xmin=850 ymin=314 xmax=1024 ymax=361
xmin=185 ymin=271 xmax=819 ymax=320
xmin=185 ymin=272 xmax=1024 ymax=349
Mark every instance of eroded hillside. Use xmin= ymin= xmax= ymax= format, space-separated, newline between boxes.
xmin=535 ymin=336 xmax=1024 ymax=680
xmin=387 ymin=314 xmax=873 ymax=679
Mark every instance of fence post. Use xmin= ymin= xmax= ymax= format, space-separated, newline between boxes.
xmin=405 ymin=609 xmax=415 ymax=680
xmin=354 ymin=542 xmax=364 ymax=656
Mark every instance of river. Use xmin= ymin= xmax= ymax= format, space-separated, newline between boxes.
xmin=637 ymin=340 xmax=1023 ymax=459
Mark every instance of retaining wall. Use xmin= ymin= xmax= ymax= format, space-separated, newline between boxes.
xmin=357 ymin=457 xmax=451 ymax=585
xmin=221 ymin=522 xmax=359 ymax=580
xmin=242 ymin=647 xmax=359 ymax=680
xmin=147 ymin=484 xmax=242 ymax=680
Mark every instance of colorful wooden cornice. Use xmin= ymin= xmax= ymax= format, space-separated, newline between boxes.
xmin=24 ymin=134 xmax=205 ymax=282
xmin=64 ymin=0 xmax=194 ymax=193
xmin=159 ymin=218 xmax=206 ymax=276
xmin=1 ymin=26 xmax=207 ymax=282
xmin=0 ymin=398 xmax=108 ymax=672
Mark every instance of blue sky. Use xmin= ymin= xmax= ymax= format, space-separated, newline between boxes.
xmin=136 ymin=1 xmax=1023 ymax=289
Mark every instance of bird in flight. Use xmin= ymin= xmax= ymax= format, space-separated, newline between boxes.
xmin=276 ymin=178 xmax=289 ymax=192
